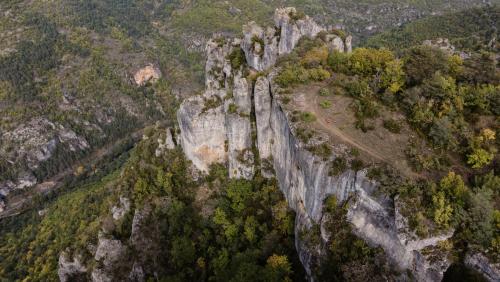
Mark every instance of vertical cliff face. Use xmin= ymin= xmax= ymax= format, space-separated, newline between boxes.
xmin=177 ymin=7 xmax=451 ymax=281
xmin=177 ymin=38 xmax=255 ymax=178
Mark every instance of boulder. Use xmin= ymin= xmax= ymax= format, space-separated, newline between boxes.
xmin=133 ymin=65 xmax=161 ymax=86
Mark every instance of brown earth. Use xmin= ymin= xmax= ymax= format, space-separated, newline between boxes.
xmin=286 ymin=82 xmax=420 ymax=179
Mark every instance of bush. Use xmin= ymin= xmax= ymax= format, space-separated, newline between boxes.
xmin=296 ymin=127 xmax=315 ymax=143
xmin=403 ymin=46 xmax=450 ymax=85
xmin=467 ymin=148 xmax=494 ymax=169
xmin=300 ymin=112 xmax=317 ymax=123
xmin=329 ymin=157 xmax=347 ymax=176
xmin=345 ymin=80 xmax=373 ymax=98
xmin=301 ymin=46 xmax=329 ymax=67
xmin=227 ymin=48 xmax=246 ymax=70
xmin=348 ymin=48 xmax=395 ymax=76
xmin=383 ymin=119 xmax=402 ymax=133
xmin=350 ymin=148 xmax=360 ymax=157
xmin=228 ymin=103 xmax=238 ymax=114
xmin=351 ymin=159 xmax=364 ymax=171
xmin=309 ymin=143 xmax=332 ymax=160
xmin=319 ymin=100 xmax=332 ymax=109
xmin=327 ymin=51 xmax=349 ymax=73
xmin=289 ymin=10 xmax=306 ymax=21
xmin=275 ymin=65 xmax=309 ymax=87
xmin=318 ymin=88 xmax=330 ymax=96
xmin=308 ymin=68 xmax=331 ymax=81
xmin=330 ymin=29 xmax=346 ymax=40
xmin=202 ymin=96 xmax=223 ymax=113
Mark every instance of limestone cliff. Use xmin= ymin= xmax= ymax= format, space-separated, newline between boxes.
xmin=176 ymin=7 xmax=452 ymax=282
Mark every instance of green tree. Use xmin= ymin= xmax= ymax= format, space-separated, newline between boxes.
xmin=265 ymin=254 xmax=292 ymax=282
xmin=467 ymin=148 xmax=494 ymax=169
xmin=403 ymin=46 xmax=449 ymax=85
xmin=432 ymin=192 xmax=453 ymax=228
xmin=348 ymin=48 xmax=395 ymax=76
xmin=379 ymin=59 xmax=405 ymax=94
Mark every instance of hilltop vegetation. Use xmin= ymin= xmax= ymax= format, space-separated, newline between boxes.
xmin=273 ymin=32 xmax=499 ymax=266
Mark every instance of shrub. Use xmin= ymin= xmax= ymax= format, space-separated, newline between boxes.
xmin=323 ymin=195 xmax=338 ymax=213
xmin=327 ymin=51 xmax=349 ymax=73
xmin=301 ymin=46 xmax=329 ymax=67
xmin=467 ymin=148 xmax=494 ymax=169
xmin=281 ymin=96 xmax=291 ymax=104
xmin=350 ymin=148 xmax=360 ymax=157
xmin=309 ymin=143 xmax=332 ymax=160
xmin=214 ymin=36 xmax=226 ymax=47
xmin=329 ymin=157 xmax=347 ymax=176
xmin=202 ymin=96 xmax=223 ymax=113
xmin=275 ymin=65 xmax=309 ymax=87
xmin=348 ymin=48 xmax=395 ymax=76
xmin=345 ymin=80 xmax=373 ymax=98
xmin=318 ymin=88 xmax=330 ymax=96
xmin=228 ymin=103 xmax=238 ymax=114
xmin=251 ymin=36 xmax=265 ymax=55
xmin=383 ymin=119 xmax=402 ymax=133
xmin=300 ymin=112 xmax=317 ymax=123
xmin=296 ymin=127 xmax=315 ymax=143
xmin=319 ymin=100 xmax=332 ymax=109
xmin=352 ymin=97 xmax=379 ymax=121
xmin=227 ymin=48 xmax=246 ymax=70
xmin=379 ymin=59 xmax=405 ymax=94
xmin=289 ymin=10 xmax=306 ymax=21
xmin=403 ymin=45 xmax=449 ymax=85
xmin=330 ymin=29 xmax=346 ymax=40
xmin=428 ymin=117 xmax=457 ymax=150
xmin=351 ymin=159 xmax=364 ymax=171
xmin=308 ymin=68 xmax=331 ymax=81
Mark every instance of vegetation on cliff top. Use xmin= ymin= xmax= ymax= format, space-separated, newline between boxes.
xmin=274 ymin=29 xmax=499 ymax=265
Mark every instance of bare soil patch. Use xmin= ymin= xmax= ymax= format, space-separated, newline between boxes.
xmin=286 ymin=82 xmax=419 ymax=179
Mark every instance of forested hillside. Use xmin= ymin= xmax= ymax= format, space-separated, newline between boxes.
xmin=0 ymin=1 xmax=498 ymax=282
xmin=365 ymin=6 xmax=500 ymax=52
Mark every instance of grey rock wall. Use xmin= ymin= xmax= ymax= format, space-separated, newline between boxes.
xmin=177 ymin=7 xmax=453 ymax=281
xmin=465 ymin=253 xmax=500 ymax=282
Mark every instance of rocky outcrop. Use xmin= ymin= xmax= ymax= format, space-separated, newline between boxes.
xmin=133 ymin=64 xmax=161 ymax=86
xmin=155 ymin=128 xmax=176 ymax=157
xmin=58 ymin=251 xmax=87 ymax=282
xmin=265 ymin=75 xmax=452 ymax=280
xmin=177 ymin=7 xmax=451 ymax=281
xmin=178 ymin=7 xmax=351 ymax=178
xmin=423 ymin=38 xmax=470 ymax=59
xmin=254 ymin=76 xmax=273 ymax=161
xmin=274 ymin=7 xmax=324 ymax=56
xmin=111 ymin=196 xmax=131 ymax=221
xmin=177 ymin=37 xmax=255 ymax=179
xmin=465 ymin=252 xmax=500 ymax=282
xmin=94 ymin=233 xmax=126 ymax=269
xmin=240 ymin=7 xmax=350 ymax=72
xmin=0 ymin=118 xmax=89 ymax=198
xmin=226 ymin=72 xmax=254 ymax=179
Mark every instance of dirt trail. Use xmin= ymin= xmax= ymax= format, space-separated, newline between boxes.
xmin=292 ymin=87 xmax=419 ymax=179
xmin=305 ymin=95 xmax=389 ymax=161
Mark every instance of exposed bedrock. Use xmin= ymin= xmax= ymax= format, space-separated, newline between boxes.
xmin=177 ymin=7 xmax=453 ymax=281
